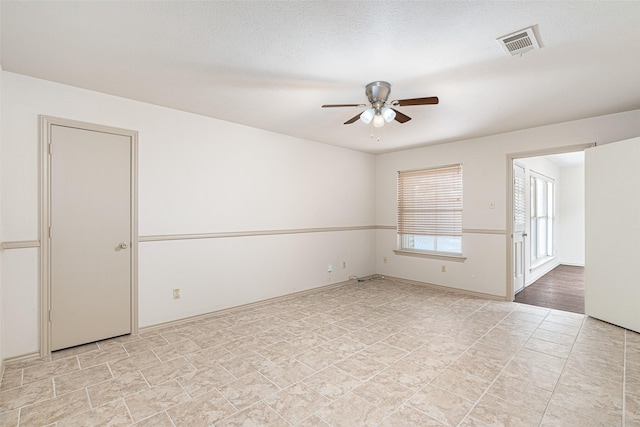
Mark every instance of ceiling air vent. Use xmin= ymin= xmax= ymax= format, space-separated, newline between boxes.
xmin=497 ymin=26 xmax=540 ymax=56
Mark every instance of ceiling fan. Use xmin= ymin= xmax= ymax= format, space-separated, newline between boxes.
xmin=322 ymin=81 xmax=439 ymax=127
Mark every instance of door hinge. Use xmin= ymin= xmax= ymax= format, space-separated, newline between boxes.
xmin=48 ymin=226 xmax=52 ymax=238
xmin=48 ymin=310 xmax=52 ymax=323
xmin=48 ymin=143 xmax=52 ymax=155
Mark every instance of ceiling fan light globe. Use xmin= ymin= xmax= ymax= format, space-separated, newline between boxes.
xmin=381 ymin=106 xmax=396 ymax=123
xmin=360 ymin=108 xmax=375 ymax=124
xmin=373 ymin=114 xmax=385 ymax=128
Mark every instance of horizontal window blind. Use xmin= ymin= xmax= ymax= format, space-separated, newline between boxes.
xmin=398 ymin=165 xmax=462 ymax=237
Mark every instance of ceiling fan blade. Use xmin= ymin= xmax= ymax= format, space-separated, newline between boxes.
xmin=344 ymin=113 xmax=362 ymax=124
xmin=392 ymin=109 xmax=412 ymax=123
xmin=322 ymin=103 xmax=365 ymax=108
xmin=395 ymin=96 xmax=439 ymax=106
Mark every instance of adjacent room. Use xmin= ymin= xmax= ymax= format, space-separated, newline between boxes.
xmin=0 ymin=2 xmax=639 ymax=426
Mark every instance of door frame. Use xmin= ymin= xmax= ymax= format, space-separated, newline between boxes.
xmin=39 ymin=115 xmax=139 ymax=357
xmin=505 ymin=143 xmax=593 ymax=301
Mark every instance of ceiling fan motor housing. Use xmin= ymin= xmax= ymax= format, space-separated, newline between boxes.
xmin=365 ymin=81 xmax=392 ymax=106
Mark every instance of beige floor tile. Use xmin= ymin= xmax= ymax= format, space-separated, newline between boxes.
xmin=131 ymin=411 xmax=174 ymax=427
xmin=264 ymin=382 xmax=329 ymax=424
xmin=87 ymin=370 xmax=150 ymax=408
xmin=186 ymin=345 xmax=233 ymax=369
xmin=216 ymin=401 xmax=289 ymax=427
xmin=19 ymin=389 xmax=90 ymax=426
xmin=470 ymin=393 xmax=543 ymax=426
xmin=23 ymin=357 xmax=80 ymax=385
xmin=54 ymin=363 xmax=113 ymax=395
xmin=259 ymin=358 xmax=315 ymax=389
xmin=431 ymin=367 xmax=490 ymax=402
xmin=303 ymin=366 xmax=362 ymax=399
xmin=564 ymin=355 xmax=624 ymax=383
xmin=125 ymin=380 xmax=190 ymax=422
xmin=219 ymin=351 xmax=275 ymax=378
xmin=382 ymin=332 xmax=425 ymax=352
xmin=447 ymin=353 xmax=506 ymax=383
xmin=123 ymin=335 xmax=169 ymax=354
xmin=56 ymin=398 xmax=132 ymax=426
xmin=511 ymin=348 xmax=567 ymax=374
xmin=218 ymin=372 xmax=279 ymax=410
xmin=500 ymin=358 xmax=560 ymax=391
xmin=77 ymin=345 xmax=128 ymax=369
xmin=295 ymin=346 xmax=341 ymax=371
xmin=626 ymin=393 xmax=640 ymax=424
xmin=334 ymin=353 xmax=386 ymax=380
xmin=0 ymin=370 xmax=22 ymax=392
xmin=376 ymin=359 xmax=437 ymax=391
xmin=152 ymin=339 xmax=201 ymax=363
xmin=537 ymin=319 xmax=581 ymax=336
xmin=409 ymin=384 xmax=473 ymax=426
xmin=540 ymin=401 xmax=614 ymax=427
xmin=359 ymin=342 xmax=408 ymax=365
xmin=548 ymin=382 xmax=622 ymax=424
xmin=296 ymin=414 xmax=330 ymax=427
xmin=352 ymin=376 xmax=414 ymax=413
xmin=108 ymin=350 xmax=161 ymax=378
xmin=140 ymin=356 xmax=196 ymax=386
xmin=51 ymin=342 xmax=99 ymax=360
xmin=257 ymin=340 xmax=305 ymax=363
xmin=379 ymin=405 xmax=448 ymax=427
xmin=321 ymin=336 xmax=368 ymax=358
xmin=0 ymin=409 xmax=19 ymax=427
xmin=0 ymin=279 xmax=634 ymax=426
xmin=167 ymin=389 xmax=237 ymax=426
xmin=488 ymin=374 xmax=552 ymax=414
xmin=524 ymin=337 xmax=572 ymax=358
xmin=177 ymin=363 xmax=236 ymax=398
xmin=315 ymin=392 xmax=387 ymax=427
xmin=0 ymin=378 xmax=54 ymax=412
xmin=402 ymin=348 xmax=453 ymax=372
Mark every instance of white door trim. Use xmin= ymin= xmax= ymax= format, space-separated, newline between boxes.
xmin=505 ymin=143 xmax=593 ymax=301
xmin=39 ymin=115 xmax=139 ymax=357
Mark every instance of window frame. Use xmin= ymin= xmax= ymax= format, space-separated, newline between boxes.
xmin=530 ymin=172 xmax=555 ymax=265
xmin=396 ymin=164 xmax=464 ymax=258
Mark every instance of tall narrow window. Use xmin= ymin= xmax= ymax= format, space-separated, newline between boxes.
xmin=530 ymin=173 xmax=554 ymax=262
xmin=398 ymin=164 xmax=463 ymax=255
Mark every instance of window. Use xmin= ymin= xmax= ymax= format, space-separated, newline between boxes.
xmin=530 ymin=173 xmax=554 ymax=262
xmin=397 ymin=164 xmax=463 ymax=255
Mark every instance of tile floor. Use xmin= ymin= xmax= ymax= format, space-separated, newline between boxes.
xmin=0 ymin=277 xmax=638 ymax=426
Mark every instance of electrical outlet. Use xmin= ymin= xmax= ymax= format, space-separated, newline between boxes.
xmin=441 ymin=265 xmax=446 ymax=273
xmin=328 ymin=264 xmax=333 ymax=273
xmin=173 ymin=288 xmax=181 ymax=299
xmin=383 ymin=256 xmax=387 ymax=263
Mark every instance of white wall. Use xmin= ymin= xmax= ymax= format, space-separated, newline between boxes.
xmin=558 ymin=164 xmax=585 ymax=266
xmin=375 ymin=109 xmax=640 ymax=298
xmin=0 ymin=71 xmax=376 ymax=358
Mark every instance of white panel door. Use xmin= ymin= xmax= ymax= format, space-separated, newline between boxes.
xmin=50 ymin=125 xmax=132 ymax=350
xmin=585 ymin=137 xmax=640 ymax=333
xmin=513 ymin=162 xmax=527 ymax=293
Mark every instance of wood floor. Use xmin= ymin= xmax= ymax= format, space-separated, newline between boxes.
xmin=515 ymin=264 xmax=585 ymax=314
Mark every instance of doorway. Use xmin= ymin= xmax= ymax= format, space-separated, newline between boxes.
xmin=40 ymin=116 xmax=139 ymax=356
xmin=507 ymin=145 xmax=589 ymax=310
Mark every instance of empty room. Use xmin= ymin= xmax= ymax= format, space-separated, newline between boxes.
xmin=0 ymin=1 xmax=639 ymax=426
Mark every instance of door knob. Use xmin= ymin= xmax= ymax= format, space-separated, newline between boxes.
xmin=119 ymin=242 xmax=128 ymax=249
xmin=522 ymin=233 xmax=528 ymax=237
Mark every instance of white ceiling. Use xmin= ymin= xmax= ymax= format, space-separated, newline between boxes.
xmin=1 ymin=1 xmax=639 ymax=154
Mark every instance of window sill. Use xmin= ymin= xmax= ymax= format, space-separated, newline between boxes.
xmin=393 ymin=250 xmax=467 ymax=262
xmin=530 ymin=256 xmax=555 ymax=270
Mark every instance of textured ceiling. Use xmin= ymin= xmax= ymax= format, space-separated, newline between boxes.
xmin=1 ymin=1 xmax=639 ymax=154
